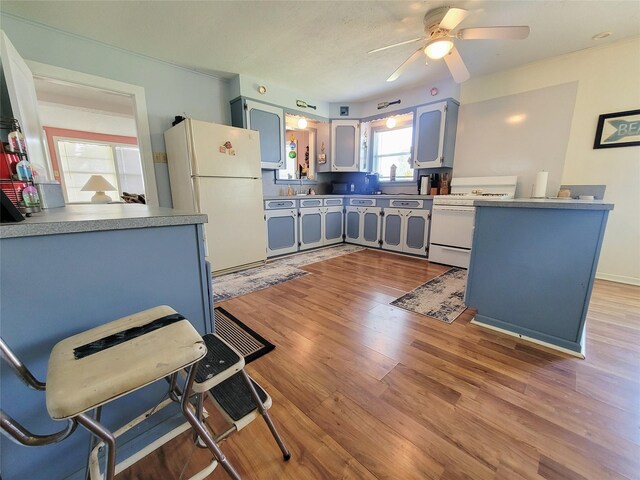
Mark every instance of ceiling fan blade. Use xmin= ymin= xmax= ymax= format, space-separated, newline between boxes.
xmin=444 ymin=46 xmax=470 ymax=83
xmin=387 ymin=47 xmax=424 ymax=82
xmin=457 ymin=26 xmax=530 ymax=40
xmin=368 ymin=37 xmax=424 ymax=54
xmin=439 ymin=8 xmax=469 ymax=31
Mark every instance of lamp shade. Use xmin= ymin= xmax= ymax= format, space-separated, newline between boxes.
xmin=81 ymin=175 xmax=116 ymax=203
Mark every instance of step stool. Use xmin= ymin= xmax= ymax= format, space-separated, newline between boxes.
xmin=189 ymin=333 xmax=291 ymax=462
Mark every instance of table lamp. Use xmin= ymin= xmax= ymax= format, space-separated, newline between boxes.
xmin=81 ymin=175 xmax=116 ymax=203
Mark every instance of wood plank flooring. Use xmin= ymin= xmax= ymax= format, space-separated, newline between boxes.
xmin=120 ymin=249 xmax=640 ymax=480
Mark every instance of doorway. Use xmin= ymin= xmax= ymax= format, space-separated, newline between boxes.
xmin=34 ymin=77 xmax=146 ymax=203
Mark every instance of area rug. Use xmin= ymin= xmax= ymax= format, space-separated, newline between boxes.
xmin=213 ymin=244 xmax=365 ymax=303
xmin=214 ymin=307 xmax=275 ymax=363
xmin=390 ymin=267 xmax=468 ymax=324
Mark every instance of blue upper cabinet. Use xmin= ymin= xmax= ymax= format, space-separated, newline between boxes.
xmin=413 ymin=99 xmax=459 ymax=169
xmin=231 ymin=98 xmax=285 ymax=169
xmin=331 ymin=120 xmax=362 ymax=172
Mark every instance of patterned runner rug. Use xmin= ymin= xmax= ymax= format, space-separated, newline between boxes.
xmin=390 ymin=267 xmax=468 ymax=324
xmin=213 ymin=244 xmax=364 ymax=303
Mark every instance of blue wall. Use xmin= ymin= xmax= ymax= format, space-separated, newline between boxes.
xmin=1 ymin=14 xmax=231 ymax=206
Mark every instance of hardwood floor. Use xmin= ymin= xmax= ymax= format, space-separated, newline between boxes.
xmin=120 ymin=249 xmax=640 ymax=480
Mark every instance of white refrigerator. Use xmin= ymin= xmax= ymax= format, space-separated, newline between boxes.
xmin=165 ymin=118 xmax=266 ymax=274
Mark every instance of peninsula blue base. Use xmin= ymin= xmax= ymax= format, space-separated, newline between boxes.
xmin=0 ymin=222 xmax=212 ymax=480
xmin=465 ymin=202 xmax=611 ymax=355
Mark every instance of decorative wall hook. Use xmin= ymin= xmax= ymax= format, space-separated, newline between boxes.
xmin=377 ymin=99 xmax=401 ymax=110
xmin=296 ymin=100 xmax=317 ymax=110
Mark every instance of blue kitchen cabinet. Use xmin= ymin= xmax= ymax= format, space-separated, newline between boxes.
xmin=382 ymin=200 xmax=430 ymax=256
xmin=230 ymin=97 xmax=285 ymax=169
xmin=413 ymin=99 xmax=459 ymax=169
xmin=300 ymin=207 xmax=324 ymax=250
xmin=331 ymin=120 xmax=361 ymax=172
xmin=265 ymin=208 xmax=298 ymax=256
xmin=324 ymin=205 xmax=344 ymax=245
xmin=345 ymin=203 xmax=381 ymax=248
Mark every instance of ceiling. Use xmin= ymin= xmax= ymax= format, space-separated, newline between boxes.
xmin=2 ymin=1 xmax=639 ymax=103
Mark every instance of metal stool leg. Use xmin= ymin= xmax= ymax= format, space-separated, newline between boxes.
xmin=192 ymin=392 xmax=207 ymax=448
xmin=76 ymin=412 xmax=116 ymax=480
xmin=181 ymin=365 xmax=242 ymax=480
xmin=84 ymin=406 xmax=102 ymax=480
xmin=240 ymin=370 xmax=291 ymax=461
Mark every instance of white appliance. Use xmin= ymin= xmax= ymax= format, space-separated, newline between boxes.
xmin=429 ymin=176 xmax=517 ymax=269
xmin=165 ymin=118 xmax=266 ymax=274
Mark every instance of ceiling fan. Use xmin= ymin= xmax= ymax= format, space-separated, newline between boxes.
xmin=369 ymin=7 xmax=530 ymax=83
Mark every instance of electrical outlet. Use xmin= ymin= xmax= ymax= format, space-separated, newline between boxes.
xmin=153 ymin=152 xmax=167 ymax=163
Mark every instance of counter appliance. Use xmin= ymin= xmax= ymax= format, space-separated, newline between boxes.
xmin=165 ymin=119 xmax=266 ymax=274
xmin=428 ymin=175 xmax=517 ymax=268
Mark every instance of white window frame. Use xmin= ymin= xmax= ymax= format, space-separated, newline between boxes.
xmin=53 ymin=136 xmax=142 ymax=203
xmin=370 ymin=114 xmax=415 ymax=183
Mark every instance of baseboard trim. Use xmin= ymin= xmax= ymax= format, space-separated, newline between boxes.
xmin=470 ymin=317 xmax=586 ymax=359
xmin=595 ymin=272 xmax=640 ymax=286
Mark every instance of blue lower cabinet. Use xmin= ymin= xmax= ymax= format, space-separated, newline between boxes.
xmin=300 ymin=206 xmax=344 ymax=251
xmin=345 ymin=206 xmax=381 ymax=248
xmin=265 ymin=209 xmax=298 ymax=256
xmin=300 ymin=207 xmax=324 ymax=250
xmin=382 ymin=209 xmax=403 ymax=252
xmin=324 ymin=206 xmax=344 ymax=245
xmin=382 ymin=208 xmax=430 ymax=256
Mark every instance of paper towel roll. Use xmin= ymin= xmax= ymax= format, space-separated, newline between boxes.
xmin=532 ymin=171 xmax=548 ymax=198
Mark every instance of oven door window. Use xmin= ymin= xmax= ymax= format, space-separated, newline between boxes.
xmin=430 ymin=205 xmax=475 ymax=249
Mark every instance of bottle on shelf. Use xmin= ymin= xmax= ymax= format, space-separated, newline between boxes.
xmin=22 ymin=185 xmax=40 ymax=208
xmin=16 ymin=158 xmax=33 ymax=181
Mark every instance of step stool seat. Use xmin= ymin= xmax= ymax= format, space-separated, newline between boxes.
xmin=46 ymin=306 xmax=206 ymax=420
xmin=210 ymin=372 xmax=272 ymax=430
xmin=192 ymin=334 xmax=245 ymax=393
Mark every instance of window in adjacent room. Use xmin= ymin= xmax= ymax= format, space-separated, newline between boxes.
xmin=370 ymin=112 xmax=414 ymax=182
xmin=43 ymin=126 xmax=143 ymax=204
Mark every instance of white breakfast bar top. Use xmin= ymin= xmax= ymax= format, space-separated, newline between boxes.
xmin=0 ymin=204 xmax=207 ymax=238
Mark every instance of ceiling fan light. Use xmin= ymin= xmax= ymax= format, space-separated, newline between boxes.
xmin=424 ymin=39 xmax=454 ymax=59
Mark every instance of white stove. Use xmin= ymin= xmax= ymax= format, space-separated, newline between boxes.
xmin=429 ymin=176 xmax=518 ymax=269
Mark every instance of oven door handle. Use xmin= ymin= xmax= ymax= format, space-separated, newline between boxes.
xmin=438 ymin=245 xmax=471 ymax=252
xmin=433 ymin=205 xmax=476 ymax=212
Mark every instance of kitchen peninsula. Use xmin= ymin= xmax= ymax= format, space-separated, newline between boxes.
xmin=465 ymin=198 xmax=614 ymax=357
xmin=0 ymin=204 xmax=212 ymax=480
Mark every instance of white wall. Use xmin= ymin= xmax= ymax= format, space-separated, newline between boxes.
xmin=38 ymin=103 xmax=137 ymax=137
xmin=459 ymin=37 xmax=640 ymax=285
xmin=329 ymin=79 xmax=460 ymax=119
xmin=454 ymin=82 xmax=578 ymax=198
xmin=237 ymin=73 xmax=331 ymax=118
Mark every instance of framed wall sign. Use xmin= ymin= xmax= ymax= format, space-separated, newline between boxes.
xmin=593 ymin=109 xmax=640 ymax=149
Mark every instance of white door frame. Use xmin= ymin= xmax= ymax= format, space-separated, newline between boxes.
xmin=25 ymin=60 xmax=159 ymax=206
